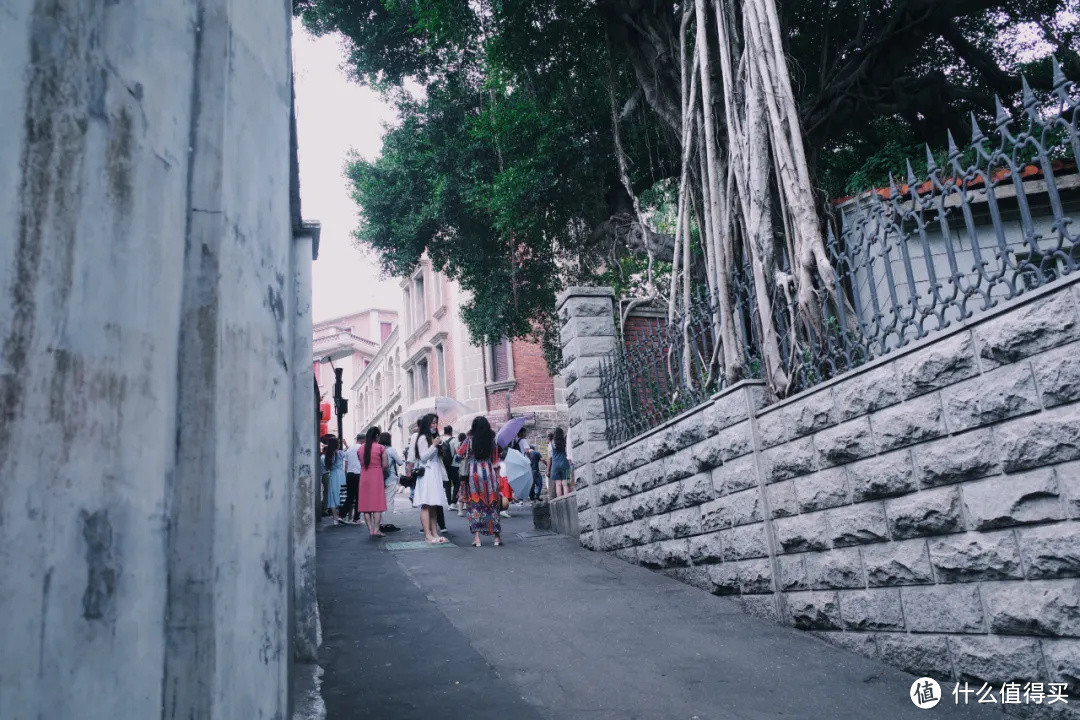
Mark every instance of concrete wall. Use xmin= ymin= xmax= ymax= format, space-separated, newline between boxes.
xmin=563 ymin=278 xmax=1080 ymax=699
xmin=0 ymin=1 xmax=308 ymax=717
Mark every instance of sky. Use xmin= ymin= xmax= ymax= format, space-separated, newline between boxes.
xmin=292 ymin=20 xmax=402 ymax=323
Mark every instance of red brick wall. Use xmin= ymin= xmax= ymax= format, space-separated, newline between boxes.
xmin=485 ymin=338 xmax=556 ymax=414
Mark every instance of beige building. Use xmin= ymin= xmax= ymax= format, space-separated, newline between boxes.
xmin=353 ymin=256 xmax=568 ymax=452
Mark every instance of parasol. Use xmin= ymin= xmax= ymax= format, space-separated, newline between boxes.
xmin=495 ymin=416 xmax=528 ymax=448
xmin=402 ymin=396 xmax=471 ymax=424
xmin=501 ymin=448 xmax=533 ymax=499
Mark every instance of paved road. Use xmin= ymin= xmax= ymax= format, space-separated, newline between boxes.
xmin=316 ymin=496 xmax=1000 ymax=720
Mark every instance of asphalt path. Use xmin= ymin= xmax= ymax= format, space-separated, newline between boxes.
xmin=316 ymin=494 xmax=1001 ymax=719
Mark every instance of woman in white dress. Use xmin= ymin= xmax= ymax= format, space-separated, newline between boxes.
xmin=411 ymin=413 xmax=449 ymax=544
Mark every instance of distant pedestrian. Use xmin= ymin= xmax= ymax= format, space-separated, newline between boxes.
xmin=455 ymin=432 xmax=467 ymax=516
xmin=379 ymin=432 xmax=404 ymax=532
xmin=550 ymin=427 xmax=571 ymax=498
xmin=342 ymin=433 xmax=363 ymax=523
xmin=323 ymin=437 xmax=346 ymax=525
xmin=357 ymin=426 xmax=389 ymax=538
xmin=442 ymin=425 xmax=458 ymax=509
xmin=412 ymin=413 xmax=449 ymax=544
xmin=457 ymin=417 xmax=502 ymax=547
xmin=528 ymin=445 xmax=546 ymax=501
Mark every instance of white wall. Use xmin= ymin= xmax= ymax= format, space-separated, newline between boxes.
xmin=0 ymin=1 xmax=300 ymax=717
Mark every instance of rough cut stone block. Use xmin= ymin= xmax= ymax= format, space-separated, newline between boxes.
xmin=928 ymin=530 xmax=1024 ymax=582
xmin=983 ymin=580 xmax=1080 ymax=637
xmin=632 ymin=483 xmax=681 ymax=520
xmin=794 ymin=467 xmax=849 ymax=512
xmin=814 ymin=632 xmax=879 ymax=659
xmin=711 ymin=453 xmax=760 ymax=494
xmin=849 ymin=449 xmax=917 ymax=502
xmin=951 ymin=636 xmax=1046 ymax=683
xmin=1031 ymin=342 xmax=1080 ymax=408
xmin=612 ymin=547 xmax=638 ymax=564
xmin=886 ymin=487 xmax=964 ymax=539
xmin=871 ymin=394 xmax=947 ymax=452
xmin=777 ymin=554 xmax=808 ymax=591
xmin=828 ymin=503 xmax=889 ymax=547
xmin=876 ymin=634 xmax=954 ymax=680
xmin=725 ymin=523 xmax=769 ymax=560
xmin=705 ymin=390 xmax=750 ymax=434
xmin=680 ymin=472 xmax=714 ymax=507
xmin=897 ymin=331 xmax=980 ymax=398
xmin=913 ymin=429 xmax=1000 ymax=488
xmin=815 ymin=417 xmax=876 ymax=467
xmin=767 ymin=481 xmax=798 ymax=518
xmin=774 ymin=513 xmax=830 ymax=553
xmin=902 ymin=584 xmax=985 ymax=633
xmin=805 ymin=548 xmax=864 ymax=589
xmin=999 ymin=405 xmax=1080 ymax=472
xmin=664 ymin=447 xmax=698 ymax=484
xmin=963 ymin=469 xmax=1062 ymax=530
xmin=694 ymin=422 xmax=753 ymax=469
xmin=762 ymin=437 xmax=816 ymax=483
xmin=863 ymin=538 xmax=934 ymax=586
xmin=739 ymin=559 xmax=774 ymax=594
xmin=655 ymin=538 xmax=690 ymax=568
xmin=646 ymin=513 xmax=676 ymax=542
xmin=756 ymin=407 xmax=794 ymax=449
xmin=600 ymin=499 xmax=632 ymax=528
xmin=669 ymin=507 xmax=701 ymax=538
xmin=834 ymin=364 xmax=902 ymax=421
xmin=671 ymin=416 xmax=707 ymax=450
xmin=580 ymin=531 xmax=597 ymax=551
xmin=598 ymin=481 xmax=622 ymax=505
xmin=790 ymin=391 xmax=839 ymax=437
xmin=1020 ymin=522 xmax=1080 ymax=579
xmin=975 ymin=290 xmax=1080 ymax=368
xmin=1063 ymin=462 xmax=1080 ymax=519
xmin=728 ymin=488 xmax=764 ymax=527
xmin=662 ymin=566 xmax=710 ymax=591
xmin=785 ymin=591 xmax=842 ymax=630
xmin=707 ymin=562 xmax=740 ymax=595
xmin=648 ymin=429 xmax=676 ymax=461
xmin=636 ymin=541 xmax=662 ymax=567
xmin=688 ymin=531 xmax=725 ymax=565
xmin=1042 ymin=638 xmax=1080 ymax=689
xmin=942 ymin=363 xmax=1039 ymax=432
xmin=636 ymin=462 xmax=667 ymax=493
xmin=839 ymin=588 xmax=905 ymax=631
xmin=699 ymin=498 xmax=733 ymax=532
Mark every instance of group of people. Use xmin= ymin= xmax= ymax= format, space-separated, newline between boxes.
xmin=320 ymin=416 xmax=573 ymax=547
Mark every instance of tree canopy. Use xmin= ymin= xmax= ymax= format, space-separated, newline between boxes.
xmin=296 ymin=0 xmax=1079 ymax=364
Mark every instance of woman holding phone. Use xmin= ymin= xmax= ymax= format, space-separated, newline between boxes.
xmin=411 ymin=413 xmax=449 ymax=544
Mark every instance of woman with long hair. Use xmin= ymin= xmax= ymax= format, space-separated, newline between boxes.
xmin=549 ymin=427 xmax=571 ymax=498
xmin=411 ymin=413 xmax=449 ymax=544
xmin=380 ymin=432 xmax=405 ymax=530
xmin=323 ymin=437 xmax=346 ymax=525
xmin=456 ymin=416 xmax=502 ymax=547
xmin=357 ymin=426 xmax=389 ymax=537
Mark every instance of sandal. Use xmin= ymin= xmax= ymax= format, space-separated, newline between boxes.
xmin=493 ymin=538 xmax=502 ymax=547
xmin=472 ymin=540 xmax=481 ymax=548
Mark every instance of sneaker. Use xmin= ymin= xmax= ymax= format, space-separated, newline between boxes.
xmin=457 ymin=509 xmax=464 ymax=517
xmin=500 ymin=510 xmax=512 ymax=518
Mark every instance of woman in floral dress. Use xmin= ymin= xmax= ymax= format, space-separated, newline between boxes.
xmin=456 ymin=416 xmax=502 ymax=547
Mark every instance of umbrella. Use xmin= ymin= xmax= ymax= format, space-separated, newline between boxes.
xmin=402 ymin=396 xmax=470 ymax=423
xmin=501 ymin=448 xmax=533 ymax=499
xmin=495 ymin=416 xmax=528 ymax=448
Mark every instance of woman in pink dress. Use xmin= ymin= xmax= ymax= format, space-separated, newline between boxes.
xmin=357 ymin=426 xmax=389 ymax=537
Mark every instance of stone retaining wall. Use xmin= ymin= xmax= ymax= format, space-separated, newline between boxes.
xmin=562 ymin=278 xmax=1080 ymax=702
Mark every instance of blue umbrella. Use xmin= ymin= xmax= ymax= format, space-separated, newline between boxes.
xmin=495 ymin=416 xmax=528 ymax=448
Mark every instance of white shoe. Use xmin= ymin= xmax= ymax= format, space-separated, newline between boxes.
xmin=457 ymin=510 xmax=464 ymax=517
xmin=500 ymin=510 xmax=512 ymax=518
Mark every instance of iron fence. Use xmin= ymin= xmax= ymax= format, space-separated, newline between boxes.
xmin=598 ymin=64 xmax=1080 ymax=447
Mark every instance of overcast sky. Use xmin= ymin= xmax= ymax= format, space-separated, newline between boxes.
xmin=292 ymin=20 xmax=402 ymax=323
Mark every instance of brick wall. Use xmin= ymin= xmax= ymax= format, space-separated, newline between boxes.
xmin=575 ymin=278 xmax=1080 ymax=706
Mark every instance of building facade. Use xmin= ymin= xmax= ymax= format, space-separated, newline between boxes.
xmin=353 ymin=256 xmax=568 ymax=452
xmin=312 ymin=308 xmax=397 ymax=441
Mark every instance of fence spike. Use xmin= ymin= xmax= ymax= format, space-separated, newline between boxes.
xmin=970 ymin=112 xmax=985 ymax=144
xmin=905 ymin=161 xmax=919 ymax=194
xmin=946 ymin=130 xmax=960 ymax=160
xmin=1052 ymin=57 xmax=1067 ymax=89
xmin=1021 ymin=75 xmax=1038 ymax=115
xmin=994 ymin=95 xmax=1010 ymax=127
xmin=924 ymin=144 xmax=938 ymax=173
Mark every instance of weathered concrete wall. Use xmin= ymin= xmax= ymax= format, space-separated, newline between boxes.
xmin=566 ymin=278 xmax=1080 ymax=700
xmin=0 ymin=1 xmax=305 ymax=717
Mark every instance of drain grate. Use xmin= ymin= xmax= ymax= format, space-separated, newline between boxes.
xmin=516 ymin=529 xmax=557 ymax=539
xmin=384 ymin=540 xmax=458 ymax=551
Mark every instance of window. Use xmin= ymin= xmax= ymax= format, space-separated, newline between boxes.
xmin=374 ymin=372 xmax=383 ymax=409
xmin=403 ymin=288 xmax=412 ymax=334
xmin=380 ymin=321 xmax=393 ymax=342
xmin=406 ymin=369 xmax=416 ymax=404
xmin=417 ymin=358 xmax=430 ymax=398
xmin=434 ymin=343 xmax=447 ymax=395
xmin=414 ymin=275 xmax=426 ymax=326
xmin=489 ymin=339 xmax=510 ymax=382
xmin=432 ymin=270 xmax=442 ymax=309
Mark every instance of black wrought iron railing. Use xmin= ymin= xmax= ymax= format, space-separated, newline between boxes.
xmin=598 ymin=65 xmax=1080 ymax=447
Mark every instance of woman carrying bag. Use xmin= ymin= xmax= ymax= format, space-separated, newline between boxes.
xmin=411 ymin=413 xmax=449 ymax=544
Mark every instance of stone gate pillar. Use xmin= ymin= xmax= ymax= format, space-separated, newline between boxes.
xmin=556 ymin=287 xmax=618 ymax=549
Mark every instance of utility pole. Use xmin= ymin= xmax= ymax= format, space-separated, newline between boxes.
xmin=333 ymin=366 xmax=347 ymax=443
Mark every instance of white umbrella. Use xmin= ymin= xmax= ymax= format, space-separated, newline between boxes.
xmin=401 ymin=396 xmax=470 ymax=424
xmin=501 ymin=448 xmax=533 ymax=499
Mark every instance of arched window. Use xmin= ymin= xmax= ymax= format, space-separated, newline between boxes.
xmin=375 ymin=372 xmax=383 ymax=409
